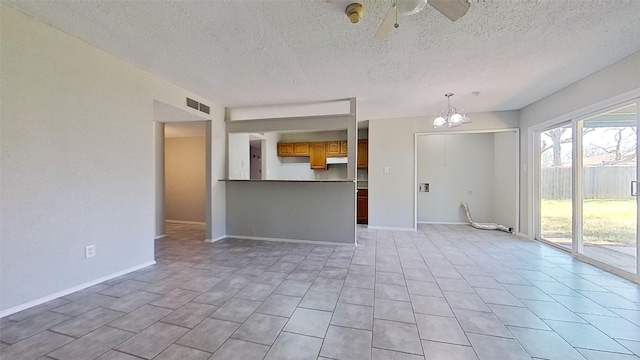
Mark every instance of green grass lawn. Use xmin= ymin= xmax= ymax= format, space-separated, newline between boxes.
xmin=541 ymin=199 xmax=637 ymax=246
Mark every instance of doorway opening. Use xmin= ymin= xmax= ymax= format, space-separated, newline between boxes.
xmin=414 ymin=130 xmax=519 ymax=232
xmin=154 ymin=100 xmax=211 ymax=244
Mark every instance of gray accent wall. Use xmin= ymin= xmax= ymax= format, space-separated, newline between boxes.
xmin=226 ymin=181 xmax=356 ymax=244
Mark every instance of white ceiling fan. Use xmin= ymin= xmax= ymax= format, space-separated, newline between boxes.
xmin=375 ymin=0 xmax=471 ymax=40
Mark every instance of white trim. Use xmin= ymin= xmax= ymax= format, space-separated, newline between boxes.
xmin=224 ymin=235 xmax=355 ymax=246
xmin=0 ymin=261 xmax=156 ymax=318
xmin=204 ymin=235 xmax=227 ymax=243
xmin=165 ymin=220 xmax=206 ymax=225
xmin=367 ymin=225 xmax=417 ymax=232
xmin=418 ymin=221 xmax=467 ymax=225
xmin=155 ymin=234 xmax=167 ymax=239
xmin=516 ymin=232 xmax=531 ymax=240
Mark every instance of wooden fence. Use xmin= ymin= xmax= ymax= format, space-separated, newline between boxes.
xmin=541 ymin=166 xmax=636 ymax=199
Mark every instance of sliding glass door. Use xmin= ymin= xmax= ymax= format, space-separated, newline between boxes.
xmin=537 ymin=101 xmax=639 ymax=277
xmin=579 ymin=103 xmax=637 ymax=274
xmin=539 ymin=123 xmax=573 ymax=250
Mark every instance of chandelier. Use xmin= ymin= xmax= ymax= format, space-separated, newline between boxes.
xmin=433 ymin=93 xmax=471 ymax=128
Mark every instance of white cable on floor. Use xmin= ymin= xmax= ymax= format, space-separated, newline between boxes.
xmin=461 ymin=202 xmax=513 ymax=233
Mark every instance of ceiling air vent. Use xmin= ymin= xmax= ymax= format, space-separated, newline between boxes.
xmin=186 ymin=97 xmax=211 ymax=115
xmin=186 ymin=97 xmax=199 ymax=110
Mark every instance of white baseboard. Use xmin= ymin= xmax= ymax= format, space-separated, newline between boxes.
xmin=0 ymin=260 xmax=156 ymax=318
xmin=367 ymin=226 xmax=417 ymax=232
xmin=204 ymin=235 xmax=227 ymax=243
xmin=155 ymin=234 xmax=167 ymax=239
xmin=516 ymin=232 xmax=531 ymax=240
xmin=225 ymin=235 xmax=355 ymax=246
xmin=165 ymin=220 xmax=206 ymax=225
xmin=417 ymin=221 xmax=467 ymax=225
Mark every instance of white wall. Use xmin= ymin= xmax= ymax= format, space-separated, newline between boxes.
xmin=519 ymin=51 xmax=640 ymax=237
xmin=494 ymin=131 xmax=519 ymax=230
xmin=165 ymin=136 xmax=206 ymax=222
xmin=417 ymin=134 xmax=495 ymax=223
xmin=264 ymin=132 xmax=281 ymax=180
xmin=280 ymin=130 xmax=347 ymax=142
xmin=0 ymin=6 xmax=225 ymax=313
xmin=228 ymin=133 xmax=250 ymax=179
xmin=155 ymin=123 xmax=165 ymax=237
xmin=369 ymin=111 xmax=519 ymax=230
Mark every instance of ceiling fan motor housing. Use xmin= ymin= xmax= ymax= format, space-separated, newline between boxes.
xmin=346 ymin=3 xmax=364 ymax=23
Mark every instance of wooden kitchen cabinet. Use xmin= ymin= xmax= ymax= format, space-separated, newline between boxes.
xmin=357 ymin=189 xmax=368 ymax=224
xmin=326 ymin=140 xmax=348 ymax=157
xmin=293 ymin=142 xmax=310 ymax=156
xmin=277 ymin=143 xmax=295 ymax=156
xmin=357 ymin=140 xmax=368 ymax=168
xmin=326 ymin=141 xmax=341 ymax=157
xmin=340 ymin=141 xmax=348 ymax=157
xmin=309 ymin=142 xmax=327 ymax=169
xmin=278 ymin=142 xmax=310 ymax=156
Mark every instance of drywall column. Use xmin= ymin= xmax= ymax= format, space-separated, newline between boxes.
xmin=206 ymin=121 xmax=212 ymax=239
xmin=155 ymin=122 xmax=166 ymax=238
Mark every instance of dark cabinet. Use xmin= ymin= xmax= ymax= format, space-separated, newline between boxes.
xmin=357 ymin=189 xmax=368 ymax=224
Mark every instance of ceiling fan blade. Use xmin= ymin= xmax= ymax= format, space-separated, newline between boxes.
xmin=428 ymin=0 xmax=470 ymax=21
xmin=375 ymin=4 xmax=396 ymax=41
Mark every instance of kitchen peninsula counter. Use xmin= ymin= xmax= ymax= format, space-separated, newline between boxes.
xmin=223 ymin=179 xmax=356 ymax=245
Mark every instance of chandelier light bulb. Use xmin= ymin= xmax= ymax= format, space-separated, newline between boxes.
xmin=433 ymin=116 xmax=446 ymax=127
xmin=450 ymin=113 xmax=463 ymax=124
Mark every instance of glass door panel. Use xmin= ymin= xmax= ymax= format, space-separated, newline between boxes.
xmin=539 ymin=125 xmax=573 ymax=249
xmin=580 ymin=103 xmax=637 ymax=274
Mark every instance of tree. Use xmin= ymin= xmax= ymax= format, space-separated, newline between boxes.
xmin=541 ymin=127 xmax=597 ymax=167
xmin=589 ymin=127 xmax=636 ymax=164
xmin=541 ymin=128 xmax=571 ymax=167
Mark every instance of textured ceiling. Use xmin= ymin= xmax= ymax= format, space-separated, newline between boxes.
xmin=6 ymin=0 xmax=640 ymax=120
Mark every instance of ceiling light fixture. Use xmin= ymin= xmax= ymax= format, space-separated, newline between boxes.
xmin=433 ymin=93 xmax=471 ymax=128
xmin=397 ymin=0 xmax=428 ymax=15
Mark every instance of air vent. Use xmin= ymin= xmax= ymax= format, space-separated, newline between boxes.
xmin=186 ymin=97 xmax=199 ymax=110
xmin=186 ymin=97 xmax=211 ymax=115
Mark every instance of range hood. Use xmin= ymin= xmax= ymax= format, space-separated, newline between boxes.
xmin=326 ymin=157 xmax=348 ymax=164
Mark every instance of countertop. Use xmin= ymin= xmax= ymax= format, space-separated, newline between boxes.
xmin=219 ymin=179 xmax=355 ymax=183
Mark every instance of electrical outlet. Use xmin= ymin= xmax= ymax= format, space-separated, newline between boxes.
xmin=85 ymin=245 xmax=96 ymax=258
xmin=384 ymin=166 xmax=389 ymax=174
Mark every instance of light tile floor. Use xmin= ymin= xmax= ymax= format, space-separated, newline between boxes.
xmin=2 ymin=223 xmax=640 ymax=360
